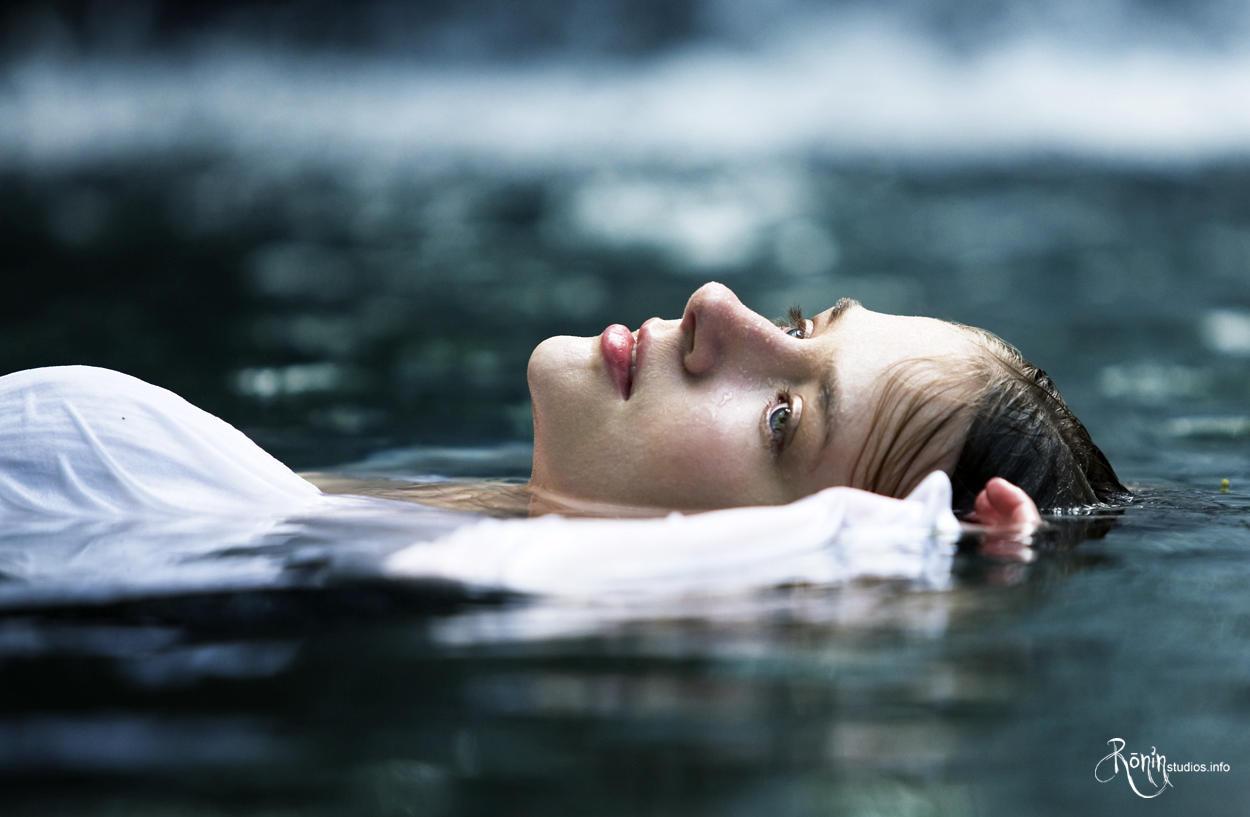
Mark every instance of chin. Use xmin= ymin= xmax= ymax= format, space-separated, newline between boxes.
xmin=527 ymin=334 xmax=587 ymax=396
xmin=527 ymin=334 xmax=596 ymax=476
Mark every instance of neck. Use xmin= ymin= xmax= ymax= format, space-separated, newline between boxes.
xmin=524 ymin=480 xmax=681 ymax=519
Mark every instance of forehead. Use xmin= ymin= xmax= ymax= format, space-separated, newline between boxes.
xmin=801 ymin=306 xmax=982 ymax=491
xmin=838 ymin=307 xmax=978 ymax=360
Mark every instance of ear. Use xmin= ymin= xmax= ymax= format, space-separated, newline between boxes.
xmin=969 ymin=477 xmax=1042 ymax=528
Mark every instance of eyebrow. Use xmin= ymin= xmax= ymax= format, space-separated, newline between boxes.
xmin=807 ymin=297 xmax=859 ymax=475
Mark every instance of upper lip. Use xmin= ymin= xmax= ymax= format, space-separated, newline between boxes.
xmin=630 ymin=331 xmax=639 ymax=390
xmin=633 ymin=320 xmax=657 ymax=390
xmin=629 ymin=339 xmax=637 ymax=394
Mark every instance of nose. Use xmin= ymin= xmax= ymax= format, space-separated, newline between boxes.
xmin=680 ymin=282 xmax=800 ymax=377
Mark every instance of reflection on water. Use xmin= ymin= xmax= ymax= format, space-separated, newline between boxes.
xmin=4 ymin=0 xmax=1250 ymax=814
xmin=6 ymin=495 xmax=1249 ymax=817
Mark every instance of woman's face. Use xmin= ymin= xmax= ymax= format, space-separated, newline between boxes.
xmin=527 ymin=282 xmax=983 ymax=510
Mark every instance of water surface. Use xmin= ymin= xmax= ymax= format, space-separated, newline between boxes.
xmin=3 ymin=1 xmax=1250 ymax=813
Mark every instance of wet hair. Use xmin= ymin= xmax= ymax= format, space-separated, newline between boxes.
xmin=947 ymin=328 xmax=1130 ymax=514
xmin=858 ymin=325 xmax=1129 ymax=514
xmin=380 ymin=479 xmax=534 ymax=518
xmin=852 ymin=354 xmax=981 ymax=500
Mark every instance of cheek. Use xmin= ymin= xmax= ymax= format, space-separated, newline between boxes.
xmin=531 ymin=362 xmax=780 ymax=508
xmin=647 ymin=418 xmax=750 ymax=475
xmin=622 ymin=396 xmax=769 ymax=505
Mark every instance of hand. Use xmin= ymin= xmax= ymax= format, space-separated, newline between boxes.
xmin=970 ymin=477 xmax=1042 ymax=529
xmin=964 ymin=477 xmax=1044 ymax=562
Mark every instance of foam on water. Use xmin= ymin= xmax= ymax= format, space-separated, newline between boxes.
xmin=2 ymin=17 xmax=1249 ymax=169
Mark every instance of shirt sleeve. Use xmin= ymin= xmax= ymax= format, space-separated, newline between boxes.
xmin=0 ymin=365 xmax=323 ymax=519
xmin=385 ymin=471 xmax=962 ymax=598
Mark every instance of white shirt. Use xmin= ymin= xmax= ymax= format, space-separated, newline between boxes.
xmin=0 ymin=366 xmax=961 ymax=608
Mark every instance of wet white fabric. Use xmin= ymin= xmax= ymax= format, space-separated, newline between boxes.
xmin=0 ymin=366 xmax=961 ymax=604
xmin=386 ymin=471 xmax=961 ymax=597
xmin=0 ymin=366 xmax=322 ymax=518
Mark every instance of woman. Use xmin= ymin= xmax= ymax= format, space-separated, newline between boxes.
xmin=522 ymin=280 xmax=1126 ymax=520
xmin=0 ymin=281 xmax=1129 ymax=601
xmin=379 ymin=280 xmax=1130 ymax=597
xmin=0 ymin=281 xmax=1127 ymax=526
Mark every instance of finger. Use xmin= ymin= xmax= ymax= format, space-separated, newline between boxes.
xmin=985 ymin=477 xmax=1041 ymax=525
xmin=972 ymin=486 xmax=995 ymax=523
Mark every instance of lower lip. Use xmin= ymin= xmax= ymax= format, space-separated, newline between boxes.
xmin=600 ymin=324 xmax=634 ymax=400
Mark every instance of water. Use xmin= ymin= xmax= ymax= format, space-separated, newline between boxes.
xmin=4 ymin=1 xmax=1250 ymax=814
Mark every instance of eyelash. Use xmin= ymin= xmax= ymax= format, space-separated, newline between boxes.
xmin=765 ymin=305 xmax=811 ymax=454
xmin=773 ymin=306 xmax=812 ymax=339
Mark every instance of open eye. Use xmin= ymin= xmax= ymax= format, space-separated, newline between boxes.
xmin=765 ymin=390 xmax=802 ymax=453
xmin=785 ymin=322 xmax=811 ymax=339
xmin=767 ymin=401 xmax=792 ymax=444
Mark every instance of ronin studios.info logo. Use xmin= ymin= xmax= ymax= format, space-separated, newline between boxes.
xmin=1094 ymin=738 xmax=1231 ymax=798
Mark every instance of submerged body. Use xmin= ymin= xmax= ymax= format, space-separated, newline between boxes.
xmin=0 ymin=366 xmax=983 ymax=606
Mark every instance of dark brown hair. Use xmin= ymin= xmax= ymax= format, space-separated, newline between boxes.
xmin=947 ymin=329 xmax=1130 ymax=514
xmin=856 ymin=326 xmax=1129 ymax=515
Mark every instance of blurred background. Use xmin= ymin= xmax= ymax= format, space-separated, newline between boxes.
xmin=3 ymin=0 xmax=1247 ymax=477
xmin=3 ymin=3 xmax=1250 ymax=816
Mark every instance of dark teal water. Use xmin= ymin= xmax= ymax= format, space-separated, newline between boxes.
xmin=3 ymin=1 xmax=1250 ymax=809
xmin=3 ymin=154 xmax=1248 ymax=816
